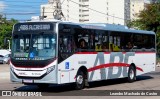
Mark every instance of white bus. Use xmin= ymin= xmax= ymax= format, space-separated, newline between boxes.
xmin=10 ymin=20 xmax=156 ymax=89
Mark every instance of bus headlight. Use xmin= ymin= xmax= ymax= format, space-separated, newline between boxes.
xmin=46 ymin=66 xmax=55 ymax=74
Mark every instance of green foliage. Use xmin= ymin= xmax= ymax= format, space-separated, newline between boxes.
xmin=0 ymin=15 xmax=18 ymax=49
xmin=127 ymin=3 xmax=160 ymax=52
xmin=128 ymin=3 xmax=160 ymax=32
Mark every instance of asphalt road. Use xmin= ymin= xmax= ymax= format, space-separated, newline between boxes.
xmin=0 ymin=64 xmax=160 ymax=99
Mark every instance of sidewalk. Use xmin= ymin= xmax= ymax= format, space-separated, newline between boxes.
xmin=0 ymin=64 xmax=10 ymax=80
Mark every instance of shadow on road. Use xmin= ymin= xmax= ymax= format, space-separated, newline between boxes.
xmin=88 ymin=75 xmax=153 ymax=88
xmin=14 ymin=75 xmax=153 ymax=93
xmin=14 ymin=84 xmax=75 ymax=92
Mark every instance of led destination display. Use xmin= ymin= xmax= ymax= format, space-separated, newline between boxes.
xmin=14 ymin=22 xmax=54 ymax=32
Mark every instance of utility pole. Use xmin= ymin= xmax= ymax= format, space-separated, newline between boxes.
xmin=40 ymin=6 xmax=47 ymax=20
xmin=42 ymin=7 xmax=45 ymax=20
xmin=42 ymin=7 xmax=45 ymax=18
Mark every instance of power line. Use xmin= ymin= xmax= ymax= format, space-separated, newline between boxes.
xmin=68 ymin=0 xmax=125 ymax=20
xmin=3 ymin=0 xmax=125 ymax=21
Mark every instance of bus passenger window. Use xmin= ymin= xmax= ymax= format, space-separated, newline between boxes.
xmin=126 ymin=42 xmax=133 ymax=49
xmin=95 ymin=44 xmax=102 ymax=51
xmin=102 ymin=43 xmax=108 ymax=51
xmin=109 ymin=43 xmax=113 ymax=51
xmin=79 ymin=39 xmax=87 ymax=49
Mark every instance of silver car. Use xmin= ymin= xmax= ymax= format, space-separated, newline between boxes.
xmin=0 ymin=54 xmax=10 ymax=64
xmin=3 ymin=54 xmax=11 ymax=64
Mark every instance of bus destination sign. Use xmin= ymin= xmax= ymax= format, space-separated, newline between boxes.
xmin=15 ymin=23 xmax=54 ymax=31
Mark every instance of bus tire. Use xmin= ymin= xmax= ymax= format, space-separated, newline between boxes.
xmin=128 ymin=66 xmax=136 ymax=83
xmin=75 ymin=71 xmax=85 ymax=90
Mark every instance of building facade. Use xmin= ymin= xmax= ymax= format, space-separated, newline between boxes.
xmin=130 ymin=0 xmax=144 ymax=20
xmin=41 ymin=0 xmax=144 ymax=25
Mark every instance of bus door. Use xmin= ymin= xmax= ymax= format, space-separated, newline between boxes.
xmin=58 ymin=25 xmax=77 ymax=83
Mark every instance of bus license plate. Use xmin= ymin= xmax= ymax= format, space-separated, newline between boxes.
xmin=23 ymin=79 xmax=33 ymax=83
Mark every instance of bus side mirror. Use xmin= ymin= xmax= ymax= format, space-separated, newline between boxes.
xmin=132 ymin=46 xmax=137 ymax=49
xmin=4 ymin=37 xmax=11 ymax=51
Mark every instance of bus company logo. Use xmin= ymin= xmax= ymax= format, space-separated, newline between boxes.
xmin=2 ymin=91 xmax=11 ymax=96
xmin=88 ymin=52 xmax=143 ymax=80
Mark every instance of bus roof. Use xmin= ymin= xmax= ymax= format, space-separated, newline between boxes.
xmin=59 ymin=21 xmax=155 ymax=35
xmin=25 ymin=20 xmax=155 ymax=35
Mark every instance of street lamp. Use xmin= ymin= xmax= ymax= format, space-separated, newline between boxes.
xmin=7 ymin=40 xmax=10 ymax=51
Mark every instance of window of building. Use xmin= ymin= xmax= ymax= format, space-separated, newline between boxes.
xmin=82 ymin=0 xmax=89 ymax=2
xmin=82 ymin=10 xmax=89 ymax=12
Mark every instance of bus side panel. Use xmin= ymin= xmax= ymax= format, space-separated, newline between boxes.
xmin=58 ymin=55 xmax=78 ymax=84
xmin=135 ymin=53 xmax=156 ymax=76
xmin=57 ymin=52 xmax=130 ymax=84
xmin=57 ymin=52 xmax=155 ymax=84
xmin=58 ymin=54 xmax=102 ymax=84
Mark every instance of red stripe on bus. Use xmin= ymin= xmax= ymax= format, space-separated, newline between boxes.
xmin=87 ymin=63 xmax=143 ymax=72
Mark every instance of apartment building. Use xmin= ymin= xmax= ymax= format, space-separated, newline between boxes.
xmin=41 ymin=0 xmax=144 ymax=25
xmin=130 ymin=0 xmax=144 ymax=20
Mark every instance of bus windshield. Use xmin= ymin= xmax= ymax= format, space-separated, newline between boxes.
xmin=12 ymin=33 xmax=56 ymax=60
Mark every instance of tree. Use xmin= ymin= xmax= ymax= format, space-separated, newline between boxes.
xmin=128 ymin=3 xmax=160 ymax=51
xmin=0 ymin=14 xmax=18 ymax=49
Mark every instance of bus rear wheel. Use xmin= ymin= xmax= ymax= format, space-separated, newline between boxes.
xmin=75 ymin=71 xmax=85 ymax=90
xmin=128 ymin=66 xmax=136 ymax=83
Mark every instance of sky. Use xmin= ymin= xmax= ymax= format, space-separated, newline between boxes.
xmin=0 ymin=0 xmax=48 ymax=21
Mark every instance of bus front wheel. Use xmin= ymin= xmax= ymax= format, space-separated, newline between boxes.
xmin=75 ymin=71 xmax=85 ymax=90
xmin=128 ymin=66 xmax=136 ymax=83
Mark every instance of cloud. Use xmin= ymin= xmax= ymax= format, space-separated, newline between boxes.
xmin=0 ymin=1 xmax=7 ymax=12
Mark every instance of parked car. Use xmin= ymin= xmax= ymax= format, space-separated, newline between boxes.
xmin=0 ymin=55 xmax=4 ymax=64
xmin=3 ymin=54 xmax=11 ymax=64
xmin=0 ymin=54 xmax=11 ymax=64
xmin=0 ymin=49 xmax=11 ymax=56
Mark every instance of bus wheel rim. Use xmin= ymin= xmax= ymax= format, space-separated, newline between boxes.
xmin=77 ymin=75 xmax=83 ymax=84
xmin=130 ymin=69 xmax=134 ymax=79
